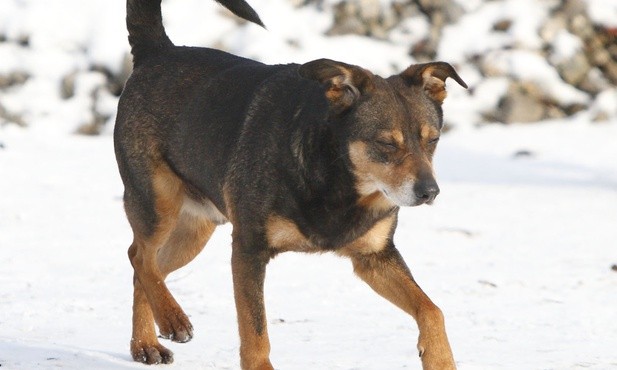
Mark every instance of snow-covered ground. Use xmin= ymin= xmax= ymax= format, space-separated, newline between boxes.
xmin=1 ymin=0 xmax=617 ymax=369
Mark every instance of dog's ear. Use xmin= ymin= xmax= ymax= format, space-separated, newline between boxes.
xmin=400 ymin=62 xmax=467 ymax=104
xmin=299 ymin=58 xmax=374 ymax=114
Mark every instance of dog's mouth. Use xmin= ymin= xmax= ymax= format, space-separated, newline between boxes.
xmin=381 ymin=187 xmax=435 ymax=207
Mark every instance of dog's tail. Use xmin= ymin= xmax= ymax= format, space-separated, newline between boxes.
xmin=127 ymin=0 xmax=264 ymax=62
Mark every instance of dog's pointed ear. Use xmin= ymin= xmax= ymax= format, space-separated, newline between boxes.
xmin=400 ymin=62 xmax=467 ymax=104
xmin=299 ymin=58 xmax=374 ymax=114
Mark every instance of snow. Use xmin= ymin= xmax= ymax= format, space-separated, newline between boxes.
xmin=483 ymin=49 xmax=590 ymax=106
xmin=550 ymin=29 xmax=582 ymax=64
xmin=438 ymin=0 xmax=551 ymax=64
xmin=592 ymin=88 xmax=617 ymax=118
xmin=587 ymin=0 xmax=617 ymax=28
xmin=1 ymin=0 xmax=617 ymax=369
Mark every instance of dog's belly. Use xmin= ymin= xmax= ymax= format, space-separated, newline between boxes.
xmin=180 ymin=195 xmax=228 ymax=225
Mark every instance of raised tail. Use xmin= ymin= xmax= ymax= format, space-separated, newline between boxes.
xmin=126 ymin=0 xmax=264 ymax=62
xmin=126 ymin=0 xmax=173 ymax=62
xmin=214 ymin=0 xmax=264 ymax=28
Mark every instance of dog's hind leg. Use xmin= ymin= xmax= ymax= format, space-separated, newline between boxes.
xmin=129 ymin=210 xmax=216 ymax=364
xmin=157 ymin=211 xmax=216 ymax=277
xmin=155 ymin=209 xmax=217 ymax=336
xmin=125 ymin=164 xmax=201 ymax=364
xmin=344 ymin=246 xmax=456 ymax=370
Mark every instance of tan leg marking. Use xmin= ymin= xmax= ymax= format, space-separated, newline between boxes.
xmin=224 ymin=187 xmax=273 ymax=369
xmin=232 ymin=248 xmax=274 ymax=370
xmin=129 ymin=165 xmax=217 ymax=363
xmin=130 ymin=277 xmax=174 ymax=364
xmin=347 ymin=248 xmax=456 ymax=370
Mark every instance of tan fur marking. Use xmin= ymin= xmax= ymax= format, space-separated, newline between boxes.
xmin=422 ymin=68 xmax=447 ymax=103
xmin=130 ymin=278 xmax=174 ymax=364
xmin=339 ymin=214 xmax=396 ymax=255
xmin=348 ymin=140 xmax=414 ymax=203
xmin=129 ymin=164 xmax=203 ymax=354
xmin=390 ymin=130 xmax=404 ymax=146
xmin=325 ymin=71 xmax=358 ymax=108
xmin=421 ymin=124 xmax=440 ymax=142
xmin=349 ymin=250 xmax=456 ymax=369
xmin=265 ymin=215 xmax=313 ymax=251
xmin=156 ymin=213 xmax=216 ymax=275
xmin=181 ymin=195 xmax=228 ymax=224
xmin=231 ymin=250 xmax=274 ymax=370
xmin=357 ymin=191 xmax=396 ymax=214
xmin=416 ymin=304 xmax=456 ymax=370
xmin=348 ymin=141 xmax=385 ymax=196
xmin=152 ymin=165 xmax=184 ymax=231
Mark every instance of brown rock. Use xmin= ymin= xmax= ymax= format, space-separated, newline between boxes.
xmin=557 ymin=52 xmax=590 ymax=86
xmin=496 ymin=82 xmax=547 ymax=124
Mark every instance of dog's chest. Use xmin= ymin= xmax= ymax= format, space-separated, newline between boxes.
xmin=265 ymin=214 xmax=394 ymax=254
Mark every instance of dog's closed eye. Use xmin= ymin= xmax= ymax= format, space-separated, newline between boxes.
xmin=375 ymin=140 xmax=398 ymax=152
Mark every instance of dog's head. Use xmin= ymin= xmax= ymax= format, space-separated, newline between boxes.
xmin=299 ymin=59 xmax=467 ymax=208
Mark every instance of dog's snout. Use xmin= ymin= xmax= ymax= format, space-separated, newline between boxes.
xmin=414 ymin=180 xmax=440 ymax=202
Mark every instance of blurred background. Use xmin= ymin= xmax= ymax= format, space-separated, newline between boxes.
xmin=0 ymin=0 xmax=615 ymax=133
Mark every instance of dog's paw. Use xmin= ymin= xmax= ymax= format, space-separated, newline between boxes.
xmin=131 ymin=340 xmax=174 ymax=365
xmin=418 ymin=344 xmax=456 ymax=370
xmin=242 ymin=359 xmax=275 ymax=370
xmin=157 ymin=310 xmax=194 ymax=343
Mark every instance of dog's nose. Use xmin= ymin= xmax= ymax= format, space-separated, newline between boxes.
xmin=414 ymin=180 xmax=440 ymax=202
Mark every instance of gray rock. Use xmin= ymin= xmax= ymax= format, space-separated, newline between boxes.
xmin=557 ymin=52 xmax=590 ymax=86
xmin=496 ymin=82 xmax=547 ymax=124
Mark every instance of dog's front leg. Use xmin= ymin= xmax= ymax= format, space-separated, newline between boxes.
xmin=231 ymin=246 xmax=275 ymax=370
xmin=348 ymin=246 xmax=456 ymax=370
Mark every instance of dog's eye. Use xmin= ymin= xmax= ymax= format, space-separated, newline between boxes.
xmin=375 ymin=140 xmax=398 ymax=152
xmin=428 ymin=137 xmax=440 ymax=145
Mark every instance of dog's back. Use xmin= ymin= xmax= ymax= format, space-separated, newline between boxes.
xmin=116 ymin=0 xmax=300 ymax=218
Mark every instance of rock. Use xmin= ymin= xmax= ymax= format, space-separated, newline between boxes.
xmin=603 ymin=61 xmax=617 ymax=85
xmin=328 ymin=0 xmax=400 ymax=38
xmin=91 ymin=52 xmax=133 ymax=97
xmin=493 ymin=19 xmax=512 ymax=32
xmin=496 ymin=82 xmax=547 ymax=124
xmin=541 ymin=16 xmax=568 ymax=42
xmin=0 ymin=71 xmax=29 ymax=89
xmin=410 ymin=38 xmax=438 ymax=62
xmin=578 ymin=67 xmax=611 ymax=95
xmin=557 ymin=52 xmax=591 ymax=86
xmin=75 ymin=87 xmax=111 ymax=136
xmin=609 ymin=44 xmax=617 ymax=60
xmin=0 ymin=102 xmax=26 ymax=127
xmin=61 ymin=70 xmax=77 ymax=100
xmin=593 ymin=110 xmax=610 ymax=122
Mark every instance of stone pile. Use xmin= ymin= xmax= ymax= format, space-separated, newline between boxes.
xmin=0 ymin=0 xmax=615 ymax=132
xmin=326 ymin=0 xmax=616 ymax=124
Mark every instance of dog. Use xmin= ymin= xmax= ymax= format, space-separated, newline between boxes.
xmin=114 ymin=0 xmax=467 ymax=369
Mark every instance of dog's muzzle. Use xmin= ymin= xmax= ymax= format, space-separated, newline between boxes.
xmin=382 ymin=179 xmax=440 ymax=207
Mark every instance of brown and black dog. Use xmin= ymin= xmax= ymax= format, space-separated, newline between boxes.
xmin=114 ymin=0 xmax=467 ymax=369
